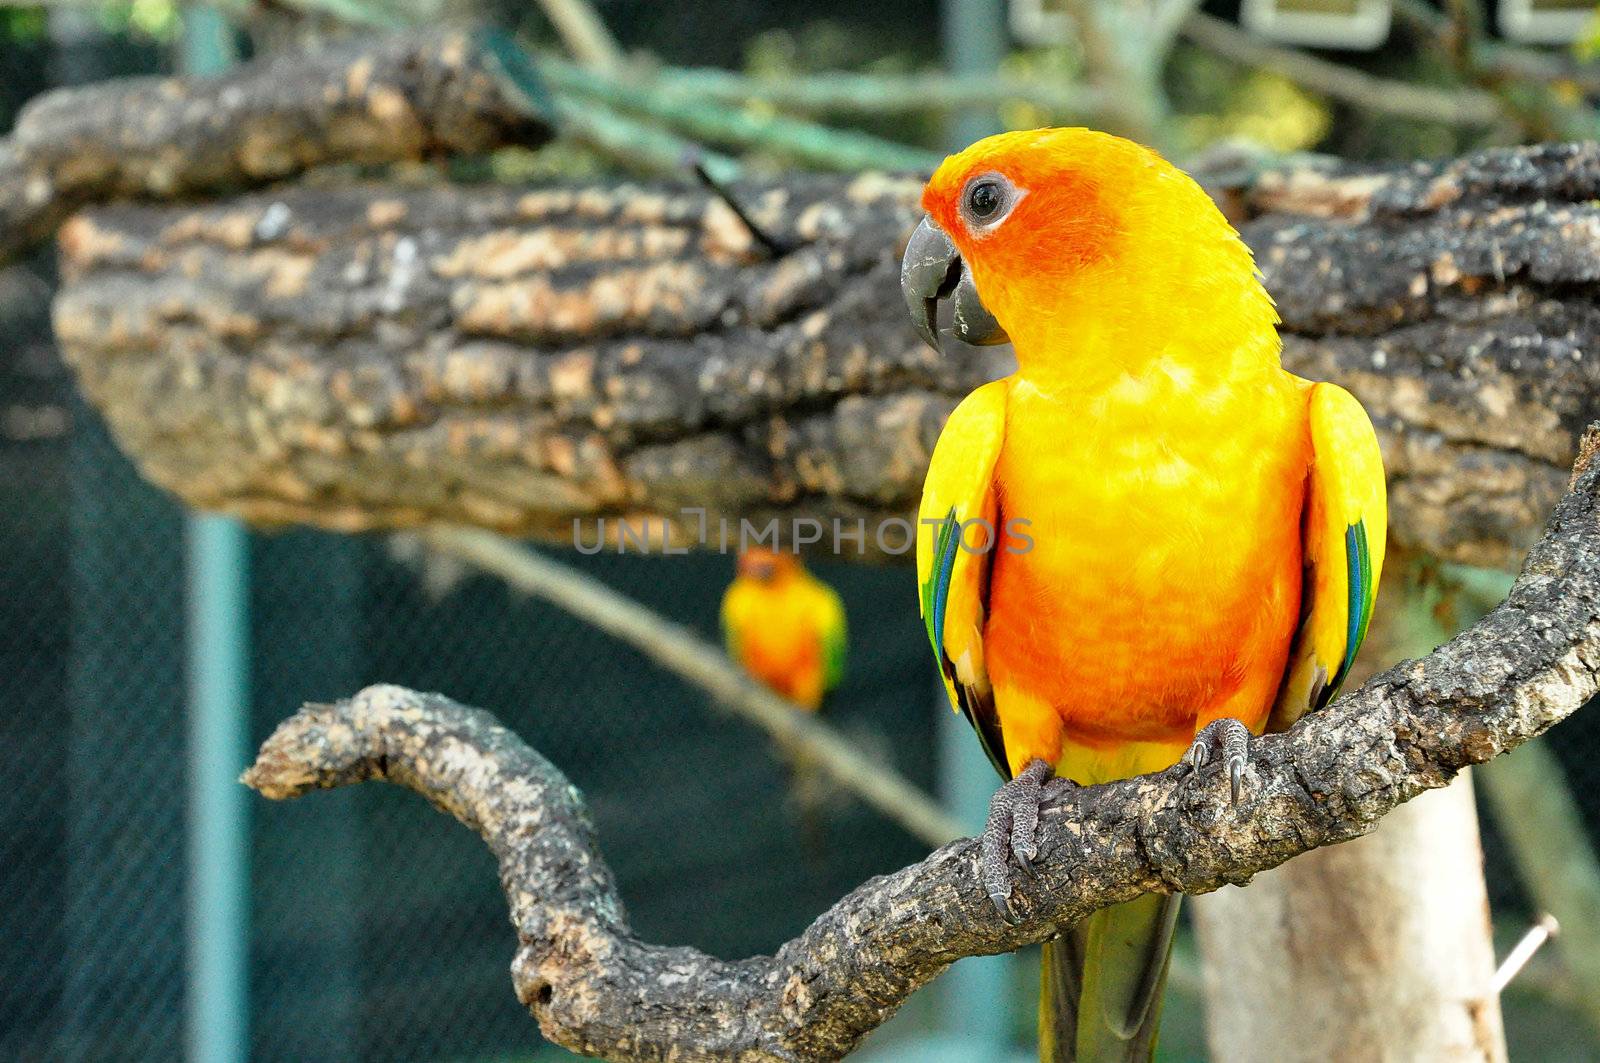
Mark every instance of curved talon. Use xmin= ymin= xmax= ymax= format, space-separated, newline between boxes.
xmin=979 ymin=758 xmax=1055 ymax=921
xmin=980 ymin=806 xmax=1016 ymax=920
xmin=1186 ymin=718 xmax=1252 ymax=807
xmin=1011 ymin=793 xmax=1040 ymax=869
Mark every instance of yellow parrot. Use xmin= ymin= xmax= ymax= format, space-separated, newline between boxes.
xmin=902 ymin=128 xmax=1386 ymax=1062
xmin=721 ymin=547 xmax=847 ymax=712
xmin=722 ymin=548 xmax=848 ymax=854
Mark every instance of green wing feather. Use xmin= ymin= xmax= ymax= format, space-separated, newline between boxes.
xmin=916 ymin=381 xmax=1011 ymax=778
xmin=819 ymin=585 xmax=847 ymax=692
xmin=720 ymin=581 xmax=744 ymax=665
xmin=1270 ymin=382 xmax=1388 ymax=732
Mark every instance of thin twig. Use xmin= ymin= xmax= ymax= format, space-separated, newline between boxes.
xmin=687 ymin=151 xmax=787 ymax=256
xmin=1478 ymin=742 xmax=1600 ymax=1028
xmin=534 ymin=0 xmax=627 ymax=72
xmin=554 ymin=96 xmax=741 ymax=181
xmin=1491 ymin=914 xmax=1560 ymax=994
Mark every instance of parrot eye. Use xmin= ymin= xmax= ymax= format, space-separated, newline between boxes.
xmin=968 ymin=180 xmax=1002 ymax=218
xmin=958 ymin=173 xmax=1021 ymax=233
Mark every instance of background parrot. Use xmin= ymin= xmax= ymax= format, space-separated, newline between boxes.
xmin=722 ymin=547 xmax=847 ymax=712
xmin=721 ymin=548 xmax=848 ymax=853
xmin=902 ymin=128 xmax=1387 ymax=1062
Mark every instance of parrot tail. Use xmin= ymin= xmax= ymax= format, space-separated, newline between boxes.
xmin=1039 ymin=892 xmax=1182 ymax=1063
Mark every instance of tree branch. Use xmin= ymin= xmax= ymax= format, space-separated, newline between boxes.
xmin=0 ymin=29 xmax=554 ymax=268
xmin=244 ymin=431 xmax=1600 ymax=1061
xmin=59 ymin=143 xmax=1600 ymax=568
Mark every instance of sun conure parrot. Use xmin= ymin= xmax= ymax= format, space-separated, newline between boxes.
xmin=902 ymin=128 xmax=1387 ymax=1063
xmin=722 ymin=548 xmax=848 ymax=853
xmin=722 ymin=548 xmax=847 ymax=711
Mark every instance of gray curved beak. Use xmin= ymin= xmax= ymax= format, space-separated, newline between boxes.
xmin=900 ymin=216 xmax=1009 ymax=353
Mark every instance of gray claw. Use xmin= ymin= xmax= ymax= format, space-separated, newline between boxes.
xmin=980 ymin=758 xmax=1055 ymax=920
xmin=979 ymin=806 xmax=1013 ymax=919
xmin=1011 ymin=793 xmax=1039 ymax=868
xmin=1186 ymin=718 xmax=1252 ymax=807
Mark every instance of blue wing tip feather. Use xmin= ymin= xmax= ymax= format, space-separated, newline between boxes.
xmin=1332 ymin=519 xmax=1372 ymax=695
xmin=928 ymin=507 xmax=959 ymax=655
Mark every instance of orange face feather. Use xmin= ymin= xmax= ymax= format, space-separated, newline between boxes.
xmin=920 ymin=128 xmax=1278 ymax=390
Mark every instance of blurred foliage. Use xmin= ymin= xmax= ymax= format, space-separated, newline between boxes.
xmin=1575 ymin=6 xmax=1600 ymax=60
xmin=487 ymin=141 xmax=609 ymax=182
xmin=600 ymin=0 xmax=942 ymax=71
xmin=744 ymin=20 xmax=915 ymax=78
xmin=98 ymin=0 xmax=182 ymax=42
xmin=1169 ymin=49 xmax=1330 ymax=153
xmin=737 ymin=21 xmax=944 ymax=157
xmin=996 ymin=45 xmax=1086 ymax=129
xmin=47 ymin=0 xmax=1581 ymax=180
xmin=1 ymin=6 xmax=47 ymax=43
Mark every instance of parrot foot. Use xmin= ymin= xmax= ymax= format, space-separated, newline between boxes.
xmin=980 ymin=758 xmax=1069 ymax=921
xmin=1185 ymin=718 xmax=1251 ymax=806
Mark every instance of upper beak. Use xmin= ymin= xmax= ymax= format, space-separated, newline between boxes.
xmin=900 ymin=216 xmax=1009 ymax=353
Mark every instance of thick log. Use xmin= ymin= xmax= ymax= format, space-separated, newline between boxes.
xmin=0 ymin=30 xmax=553 ymax=268
xmin=241 ymin=431 xmax=1600 ymax=1060
xmin=58 ymin=143 xmax=1600 ymax=567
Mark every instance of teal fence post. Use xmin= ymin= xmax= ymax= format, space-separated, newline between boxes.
xmin=185 ymin=513 xmax=252 ymax=1063
xmin=181 ymin=11 xmax=249 ymax=1063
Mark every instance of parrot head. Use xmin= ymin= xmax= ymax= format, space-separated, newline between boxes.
xmin=902 ymin=127 xmax=1275 ymax=376
xmin=737 ymin=547 xmax=799 ymax=584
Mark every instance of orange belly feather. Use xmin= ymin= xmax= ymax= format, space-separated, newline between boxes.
xmin=985 ymin=368 xmax=1311 ymax=783
xmin=738 ymin=611 xmax=825 ymax=709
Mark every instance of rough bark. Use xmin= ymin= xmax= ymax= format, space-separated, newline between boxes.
xmin=242 ymin=431 xmax=1600 ymax=1061
xmin=0 ymin=29 xmax=553 ymax=268
xmin=1193 ymin=777 xmax=1507 ymax=1063
xmin=57 ymin=143 xmax=1600 ymax=568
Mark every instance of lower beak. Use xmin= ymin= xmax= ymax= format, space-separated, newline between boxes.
xmin=900 ymin=216 xmax=1009 ymax=353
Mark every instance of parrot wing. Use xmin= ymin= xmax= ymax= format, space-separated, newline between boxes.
xmin=720 ymin=581 xmax=748 ymax=666
xmin=917 ymin=380 xmax=1010 ymax=778
xmin=1269 ymin=381 xmax=1387 ymax=732
xmin=816 ymin=583 xmax=847 ymax=693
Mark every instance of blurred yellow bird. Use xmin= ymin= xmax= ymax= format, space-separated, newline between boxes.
xmin=722 ymin=548 xmax=848 ymax=855
xmin=902 ymin=128 xmax=1386 ymax=1062
xmin=721 ymin=548 xmax=847 ymax=712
